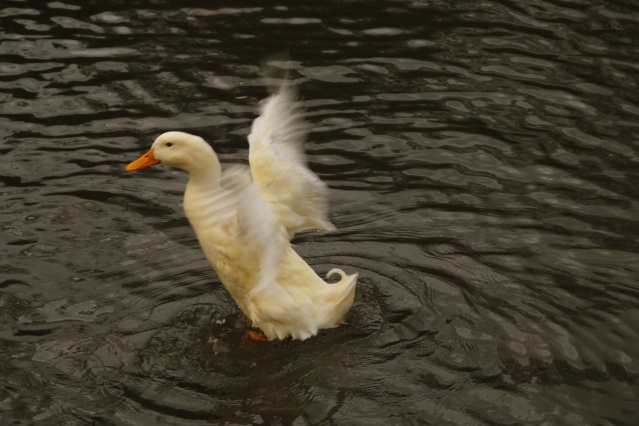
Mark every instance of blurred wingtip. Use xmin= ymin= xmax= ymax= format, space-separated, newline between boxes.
xmin=260 ymin=50 xmax=297 ymax=92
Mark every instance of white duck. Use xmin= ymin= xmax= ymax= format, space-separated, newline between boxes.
xmin=126 ymin=84 xmax=358 ymax=341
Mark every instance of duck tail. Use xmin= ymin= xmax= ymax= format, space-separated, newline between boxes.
xmin=326 ymin=268 xmax=359 ymax=306
xmin=326 ymin=268 xmax=347 ymax=282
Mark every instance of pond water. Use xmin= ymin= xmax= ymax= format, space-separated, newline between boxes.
xmin=1 ymin=0 xmax=638 ymax=424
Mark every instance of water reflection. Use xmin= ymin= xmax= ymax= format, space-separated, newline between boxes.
xmin=1 ymin=0 xmax=638 ymax=424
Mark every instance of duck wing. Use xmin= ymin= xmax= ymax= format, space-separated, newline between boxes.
xmin=220 ymin=165 xmax=289 ymax=285
xmin=247 ymin=85 xmax=336 ymax=239
xmin=221 ymin=167 xmax=308 ymax=331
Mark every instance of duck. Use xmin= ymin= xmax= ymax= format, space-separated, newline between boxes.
xmin=125 ymin=84 xmax=358 ymax=341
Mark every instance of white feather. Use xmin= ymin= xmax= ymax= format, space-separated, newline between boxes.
xmin=248 ymin=85 xmax=336 ymax=239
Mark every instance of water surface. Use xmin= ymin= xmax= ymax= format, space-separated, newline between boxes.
xmin=1 ymin=0 xmax=638 ymax=424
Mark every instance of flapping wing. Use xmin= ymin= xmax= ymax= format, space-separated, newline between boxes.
xmin=247 ymin=85 xmax=336 ymax=239
xmin=188 ymin=166 xmax=287 ymax=283
xmin=222 ymin=165 xmax=289 ymax=288
xmin=223 ymin=167 xmax=319 ymax=339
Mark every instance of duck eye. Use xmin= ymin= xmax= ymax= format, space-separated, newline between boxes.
xmin=166 ymin=142 xmax=173 ymax=147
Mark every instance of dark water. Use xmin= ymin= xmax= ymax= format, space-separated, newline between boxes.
xmin=1 ymin=0 xmax=638 ymax=424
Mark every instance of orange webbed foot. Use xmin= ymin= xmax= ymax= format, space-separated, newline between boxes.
xmin=241 ymin=330 xmax=268 ymax=350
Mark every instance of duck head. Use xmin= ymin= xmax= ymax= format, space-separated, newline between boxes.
xmin=126 ymin=131 xmax=219 ymax=175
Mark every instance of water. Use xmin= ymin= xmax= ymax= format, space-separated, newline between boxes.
xmin=1 ymin=0 xmax=638 ymax=424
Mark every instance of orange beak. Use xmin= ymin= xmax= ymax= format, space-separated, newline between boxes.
xmin=126 ymin=149 xmax=160 ymax=171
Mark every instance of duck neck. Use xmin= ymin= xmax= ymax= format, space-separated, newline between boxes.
xmin=186 ymin=151 xmax=222 ymax=190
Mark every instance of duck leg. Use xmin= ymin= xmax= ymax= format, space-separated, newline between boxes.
xmin=241 ymin=329 xmax=269 ymax=349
